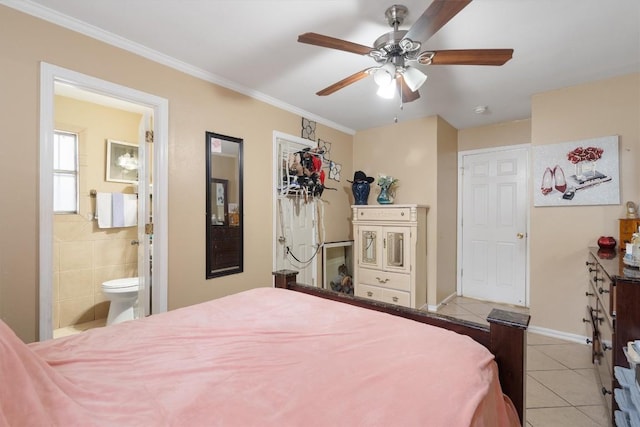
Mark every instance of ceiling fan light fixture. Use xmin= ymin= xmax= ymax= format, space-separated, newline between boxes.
xmin=403 ymin=66 xmax=427 ymax=92
xmin=376 ymin=78 xmax=397 ymax=99
xmin=373 ymin=63 xmax=397 ymax=87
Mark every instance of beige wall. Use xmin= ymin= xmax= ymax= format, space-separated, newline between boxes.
xmin=317 ymin=125 xmax=357 ymax=244
xmin=458 ymin=119 xmax=531 ymax=151
xmin=530 ymin=73 xmax=640 ymax=336
xmin=0 ymin=6 xmax=353 ymax=342
xmin=353 ymin=116 xmax=458 ymax=306
xmin=457 ymin=120 xmax=532 ymax=309
xmin=435 ymin=117 xmax=459 ymax=302
xmin=54 ymin=96 xmax=140 ymax=328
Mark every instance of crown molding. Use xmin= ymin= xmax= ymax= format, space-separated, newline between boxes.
xmin=0 ymin=0 xmax=356 ymax=135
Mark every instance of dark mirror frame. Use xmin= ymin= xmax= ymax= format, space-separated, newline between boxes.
xmin=205 ymin=131 xmax=243 ymax=279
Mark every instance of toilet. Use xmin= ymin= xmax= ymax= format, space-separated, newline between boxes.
xmin=101 ymin=277 xmax=140 ymax=325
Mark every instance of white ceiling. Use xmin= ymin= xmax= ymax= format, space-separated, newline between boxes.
xmin=6 ymin=0 xmax=640 ymax=133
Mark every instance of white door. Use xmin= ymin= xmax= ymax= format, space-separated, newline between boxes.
xmin=460 ymin=147 xmax=528 ymax=306
xmin=273 ymin=134 xmax=318 ymax=287
xmin=276 ymin=197 xmax=318 ymax=286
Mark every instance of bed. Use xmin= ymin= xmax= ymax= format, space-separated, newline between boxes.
xmin=1 ymin=271 xmax=529 ymax=426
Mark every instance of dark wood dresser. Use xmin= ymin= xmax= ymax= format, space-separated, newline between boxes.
xmin=585 ymin=247 xmax=640 ymax=425
xmin=209 ymin=225 xmax=241 ymax=271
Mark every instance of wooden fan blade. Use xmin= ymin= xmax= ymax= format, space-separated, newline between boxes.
xmin=430 ymin=49 xmax=514 ymax=65
xmin=404 ymin=0 xmax=472 ymax=44
xmin=316 ymin=69 xmax=371 ymax=96
xmin=298 ymin=32 xmax=373 ymax=56
xmin=399 ymin=77 xmax=420 ymax=103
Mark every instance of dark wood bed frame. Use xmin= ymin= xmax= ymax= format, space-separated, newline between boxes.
xmin=273 ymin=270 xmax=530 ymax=425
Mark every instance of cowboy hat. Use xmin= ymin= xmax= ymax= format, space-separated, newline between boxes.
xmin=347 ymin=170 xmax=374 ymax=183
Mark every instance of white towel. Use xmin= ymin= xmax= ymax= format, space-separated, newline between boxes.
xmin=96 ymin=192 xmax=113 ymax=228
xmin=123 ymin=194 xmax=138 ymax=227
xmin=112 ymin=193 xmax=125 ymax=227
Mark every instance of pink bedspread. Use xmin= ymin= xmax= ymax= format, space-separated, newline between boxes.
xmin=1 ymin=288 xmax=519 ymax=426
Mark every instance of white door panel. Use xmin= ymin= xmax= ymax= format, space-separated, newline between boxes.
xmin=274 ymin=135 xmax=318 ymax=287
xmin=461 ymin=148 xmax=528 ymax=306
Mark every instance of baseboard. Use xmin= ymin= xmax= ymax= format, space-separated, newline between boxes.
xmin=527 ymin=324 xmax=590 ymax=345
xmin=426 ymin=292 xmax=458 ymax=312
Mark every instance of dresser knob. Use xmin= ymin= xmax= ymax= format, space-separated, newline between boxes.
xmin=586 ymin=338 xmax=593 ymax=344
xmin=585 ymin=292 xmax=595 ymax=297
xmin=366 ymin=291 xmax=373 ymax=297
xmin=598 ymin=287 xmax=609 ymax=294
xmin=602 ymin=387 xmax=612 ymax=396
xmin=392 ymin=296 xmax=398 ymax=302
xmin=602 ymin=343 xmax=611 ymax=351
xmin=586 ymin=261 xmax=595 ymax=267
xmin=582 ymin=318 xmax=591 ymax=323
xmin=376 ymin=277 xmax=389 ymax=284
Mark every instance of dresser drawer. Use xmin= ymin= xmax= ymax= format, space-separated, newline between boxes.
xmin=355 ymin=207 xmax=412 ymax=222
xmin=359 ymin=268 xmax=410 ymax=291
xmin=595 ymin=339 xmax=613 ymax=410
xmin=597 ymin=300 xmax=613 ymax=369
xmin=589 ymin=258 xmax=613 ymax=319
xmin=381 ymin=288 xmax=411 ymax=307
xmin=356 ymin=283 xmax=383 ymax=302
xmin=356 ymin=283 xmax=411 ymax=308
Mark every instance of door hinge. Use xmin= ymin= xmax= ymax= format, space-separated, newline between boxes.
xmin=145 ymin=223 xmax=154 ymax=235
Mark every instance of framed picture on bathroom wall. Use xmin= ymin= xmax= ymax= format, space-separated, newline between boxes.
xmin=533 ymin=135 xmax=619 ymax=207
xmin=106 ymin=139 xmax=139 ymax=184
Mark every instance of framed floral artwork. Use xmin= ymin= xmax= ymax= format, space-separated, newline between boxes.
xmin=533 ymin=135 xmax=619 ymax=206
xmin=106 ymin=139 xmax=139 ymax=183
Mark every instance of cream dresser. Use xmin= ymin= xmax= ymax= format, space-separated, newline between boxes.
xmin=351 ymin=204 xmax=427 ymax=309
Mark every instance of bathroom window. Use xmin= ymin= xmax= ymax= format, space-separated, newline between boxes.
xmin=53 ymin=130 xmax=79 ymax=214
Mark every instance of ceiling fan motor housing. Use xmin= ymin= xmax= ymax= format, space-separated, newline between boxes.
xmin=373 ymin=30 xmax=408 ymax=57
xmin=385 ymin=4 xmax=408 ymax=28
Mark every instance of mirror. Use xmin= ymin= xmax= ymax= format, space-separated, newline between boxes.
xmin=206 ymin=131 xmax=243 ymax=278
xmin=362 ymin=231 xmax=377 ymax=264
xmin=386 ymin=231 xmax=404 ymax=267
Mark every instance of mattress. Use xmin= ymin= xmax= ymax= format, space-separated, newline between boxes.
xmin=1 ymin=287 xmax=519 ymax=426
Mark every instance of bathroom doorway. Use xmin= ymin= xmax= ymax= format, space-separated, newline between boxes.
xmin=39 ymin=63 xmax=168 ymax=340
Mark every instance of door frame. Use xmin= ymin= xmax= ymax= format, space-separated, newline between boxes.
xmin=456 ymin=144 xmax=531 ymax=307
xmin=271 ymin=131 xmax=318 ymax=285
xmin=39 ymin=63 xmax=169 ymax=340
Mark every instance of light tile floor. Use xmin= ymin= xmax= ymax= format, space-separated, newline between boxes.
xmin=436 ymin=296 xmax=611 ymax=427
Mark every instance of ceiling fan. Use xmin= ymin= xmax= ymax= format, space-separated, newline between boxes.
xmin=298 ymin=0 xmax=513 ymax=102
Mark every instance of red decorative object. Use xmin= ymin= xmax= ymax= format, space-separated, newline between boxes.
xmin=597 ymin=248 xmax=617 ymax=260
xmin=597 ymin=236 xmax=617 ymax=250
xmin=567 ymin=146 xmax=604 ymax=164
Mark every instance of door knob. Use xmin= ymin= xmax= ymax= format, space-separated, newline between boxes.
xmin=517 ymin=233 xmax=525 ymax=239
